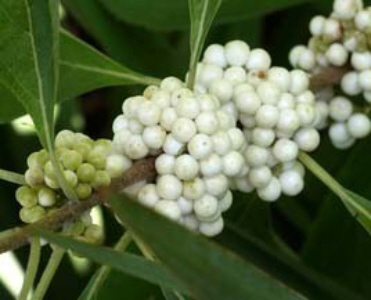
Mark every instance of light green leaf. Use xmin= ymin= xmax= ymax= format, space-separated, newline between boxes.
xmin=59 ymin=30 xmax=160 ymax=101
xmin=187 ymin=0 xmax=222 ymax=89
xmin=0 ymin=169 xmax=26 ymax=185
xmin=98 ymin=0 xmax=309 ymax=31
xmin=299 ymin=152 xmax=371 ymax=236
xmin=110 ymin=194 xmax=307 ymax=300
xmin=36 ymin=229 xmax=188 ymax=294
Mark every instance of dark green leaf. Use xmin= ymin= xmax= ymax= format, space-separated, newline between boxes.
xmin=0 ymin=30 xmax=160 ymax=124
xmin=110 ymin=194 xmax=307 ymax=300
xmin=36 ymin=229 xmax=188 ymax=294
xmin=59 ymin=30 xmax=160 ymax=101
xmin=98 ymin=0 xmax=310 ymax=31
xmin=343 ymin=190 xmax=371 ymax=235
xmin=187 ymin=0 xmax=222 ymax=89
xmin=0 ymin=0 xmax=58 ymax=149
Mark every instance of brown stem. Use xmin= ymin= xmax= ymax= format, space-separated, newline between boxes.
xmin=0 ymin=157 xmax=157 ymax=254
xmin=309 ymin=65 xmax=350 ymax=91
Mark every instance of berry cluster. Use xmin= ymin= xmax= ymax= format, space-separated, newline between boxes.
xmin=16 ymin=130 xmax=109 ymax=243
xmin=290 ymin=0 xmax=371 ymax=149
xmin=195 ymin=41 xmax=321 ymax=201
xmin=110 ymin=77 xmax=247 ymax=236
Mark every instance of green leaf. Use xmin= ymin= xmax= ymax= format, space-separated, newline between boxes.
xmin=0 ymin=30 xmax=160 ymax=124
xmin=187 ymin=0 xmax=222 ymax=89
xmin=36 ymin=229 xmax=187 ymax=294
xmin=98 ymin=0 xmax=310 ymax=31
xmin=0 ymin=169 xmax=25 ymax=185
xmin=59 ymin=30 xmax=160 ymax=101
xmin=299 ymin=152 xmax=371 ymax=236
xmin=110 ymin=194 xmax=307 ymax=300
xmin=0 ymin=0 xmax=58 ymax=149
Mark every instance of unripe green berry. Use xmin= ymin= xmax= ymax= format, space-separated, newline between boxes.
xmin=16 ymin=186 xmax=37 ymax=208
xmin=64 ymin=170 xmax=78 ymax=188
xmin=75 ymin=183 xmax=92 ymax=200
xmin=20 ymin=206 xmax=46 ymax=223
xmin=38 ymin=187 xmax=56 ymax=207
xmin=44 ymin=161 xmax=57 ymax=180
xmin=55 ymin=130 xmax=76 ymax=148
xmin=63 ymin=220 xmax=86 ymax=236
xmin=91 ymin=171 xmax=111 ymax=189
xmin=84 ymin=224 xmax=104 ymax=244
xmin=61 ymin=150 xmax=83 ymax=171
xmin=87 ymin=149 xmax=107 ymax=170
xmin=77 ymin=163 xmax=96 ymax=183
xmin=72 ymin=142 xmax=92 ymax=160
xmin=44 ymin=176 xmax=59 ymax=189
xmin=75 ymin=133 xmax=93 ymax=144
xmin=25 ymin=167 xmax=44 ymax=187
xmin=94 ymin=139 xmax=111 ymax=154
xmin=27 ymin=151 xmax=48 ymax=169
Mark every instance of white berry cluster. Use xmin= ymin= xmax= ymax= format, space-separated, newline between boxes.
xmin=195 ymin=40 xmax=321 ymax=201
xmin=110 ymin=77 xmax=248 ymax=236
xmin=15 ymin=130 xmax=110 ymax=244
xmin=289 ymin=0 xmax=371 ymax=149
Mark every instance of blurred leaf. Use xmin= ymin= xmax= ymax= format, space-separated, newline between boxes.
xmin=187 ymin=0 xmax=222 ymax=89
xmin=62 ymin=0 xmax=178 ymax=77
xmin=302 ymin=138 xmax=371 ymax=298
xmin=110 ymin=194 xmax=307 ymax=300
xmin=37 ymin=229 xmax=187 ymax=294
xmin=0 ymin=169 xmax=25 ymax=185
xmin=299 ymin=152 xmax=371 ymax=236
xmin=0 ymin=0 xmax=58 ymax=149
xmin=219 ymin=226 xmax=366 ymax=300
xmin=98 ymin=0 xmax=310 ymax=31
xmin=59 ymin=30 xmax=160 ymax=101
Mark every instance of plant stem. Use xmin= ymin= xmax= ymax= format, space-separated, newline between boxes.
xmin=298 ymin=152 xmax=369 ymax=217
xmin=32 ymin=247 xmax=65 ymax=300
xmin=0 ymin=169 xmax=26 ymax=185
xmin=18 ymin=237 xmax=41 ymax=300
xmin=82 ymin=232 xmax=132 ymax=299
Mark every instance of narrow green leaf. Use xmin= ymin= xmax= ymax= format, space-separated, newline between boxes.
xmin=299 ymin=152 xmax=371 ymax=236
xmin=78 ymin=232 xmax=132 ymax=300
xmin=110 ymin=194 xmax=307 ymax=300
xmin=0 ymin=169 xmax=26 ymax=185
xmin=0 ymin=30 xmax=160 ymax=124
xmin=187 ymin=0 xmax=222 ymax=89
xmin=0 ymin=0 xmax=77 ymax=200
xmin=35 ymin=229 xmax=188 ymax=294
xmin=59 ymin=30 xmax=160 ymax=101
xmin=0 ymin=0 xmax=57 ymax=149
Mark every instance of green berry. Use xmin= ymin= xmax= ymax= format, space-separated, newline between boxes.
xmin=44 ymin=176 xmax=59 ymax=189
xmin=16 ymin=186 xmax=37 ymax=208
xmin=63 ymin=220 xmax=86 ymax=236
xmin=77 ymin=163 xmax=96 ymax=183
xmin=75 ymin=133 xmax=93 ymax=144
xmin=73 ymin=142 xmax=92 ymax=160
xmin=44 ymin=161 xmax=56 ymax=179
xmin=25 ymin=167 xmax=44 ymax=187
xmin=75 ymin=183 xmax=92 ymax=200
xmin=64 ymin=170 xmax=78 ymax=188
xmin=27 ymin=152 xmax=43 ymax=169
xmin=91 ymin=171 xmax=111 ymax=189
xmin=38 ymin=187 xmax=56 ymax=207
xmin=87 ymin=149 xmax=107 ymax=170
xmin=61 ymin=150 xmax=83 ymax=171
xmin=20 ymin=206 xmax=46 ymax=223
xmin=84 ymin=224 xmax=104 ymax=244
xmin=94 ymin=139 xmax=112 ymax=154
xmin=55 ymin=130 xmax=76 ymax=148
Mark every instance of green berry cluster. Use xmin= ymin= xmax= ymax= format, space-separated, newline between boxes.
xmin=15 ymin=130 xmax=112 ymax=244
